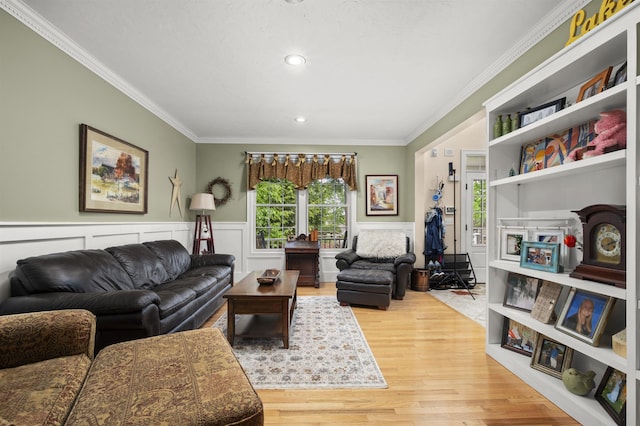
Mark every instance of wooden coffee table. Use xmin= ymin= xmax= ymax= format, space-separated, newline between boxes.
xmin=224 ymin=270 xmax=299 ymax=349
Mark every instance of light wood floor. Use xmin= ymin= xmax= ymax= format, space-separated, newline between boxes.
xmin=204 ymin=284 xmax=579 ymax=425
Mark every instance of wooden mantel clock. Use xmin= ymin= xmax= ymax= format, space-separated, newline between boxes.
xmin=570 ymin=204 xmax=626 ymax=288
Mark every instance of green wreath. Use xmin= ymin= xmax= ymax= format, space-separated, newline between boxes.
xmin=207 ymin=177 xmax=232 ymax=207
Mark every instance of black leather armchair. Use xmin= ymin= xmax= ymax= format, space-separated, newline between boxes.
xmin=335 ymin=235 xmax=416 ymax=300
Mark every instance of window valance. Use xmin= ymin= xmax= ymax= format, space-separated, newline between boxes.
xmin=246 ymin=152 xmax=357 ymax=191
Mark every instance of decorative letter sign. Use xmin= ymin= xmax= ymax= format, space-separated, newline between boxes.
xmin=566 ymin=0 xmax=634 ymax=46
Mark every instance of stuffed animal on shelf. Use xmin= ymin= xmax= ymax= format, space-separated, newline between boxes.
xmin=562 ymin=368 xmax=596 ymax=396
xmin=566 ymin=109 xmax=627 ymax=162
xmin=582 ymin=109 xmax=627 ymax=159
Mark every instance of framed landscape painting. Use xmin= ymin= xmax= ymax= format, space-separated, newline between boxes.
xmin=79 ymin=124 xmax=149 ymax=214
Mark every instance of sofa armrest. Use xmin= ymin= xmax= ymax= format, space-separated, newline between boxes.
xmin=190 ymin=253 xmax=235 ymax=268
xmin=335 ymin=249 xmax=360 ymax=265
xmin=0 ymin=309 xmax=96 ymax=369
xmin=0 ymin=290 xmax=160 ymax=316
xmin=394 ymin=252 xmax=416 ymax=266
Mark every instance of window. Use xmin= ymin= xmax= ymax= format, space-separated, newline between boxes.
xmin=253 ymin=178 xmax=351 ymax=250
xmin=255 ymin=179 xmax=296 ymax=249
xmin=308 ymin=178 xmax=348 ymax=248
xmin=472 ymin=177 xmax=487 ymax=246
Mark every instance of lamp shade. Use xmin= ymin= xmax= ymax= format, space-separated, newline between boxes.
xmin=189 ymin=193 xmax=216 ymax=211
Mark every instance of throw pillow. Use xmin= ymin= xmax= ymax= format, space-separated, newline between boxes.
xmin=356 ymin=231 xmax=406 ymax=258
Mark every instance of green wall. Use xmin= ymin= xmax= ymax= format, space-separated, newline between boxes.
xmin=0 ymin=10 xmax=196 ymax=222
xmin=1 ymin=2 xmax=606 ymax=224
xmin=404 ymin=0 xmax=604 ymax=216
xmin=195 ymin=144 xmax=409 ymax=222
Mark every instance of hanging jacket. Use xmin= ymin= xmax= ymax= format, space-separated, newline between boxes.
xmin=424 ymin=207 xmax=445 ymax=257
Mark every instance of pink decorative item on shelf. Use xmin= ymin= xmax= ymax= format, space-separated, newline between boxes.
xmin=567 ymin=109 xmax=626 ymax=162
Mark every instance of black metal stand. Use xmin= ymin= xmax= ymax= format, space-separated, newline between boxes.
xmin=441 ymin=164 xmax=475 ymax=300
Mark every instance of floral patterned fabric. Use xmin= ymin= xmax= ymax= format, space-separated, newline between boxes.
xmin=67 ymin=328 xmax=263 ymax=425
xmin=0 ymin=310 xmax=96 ymax=426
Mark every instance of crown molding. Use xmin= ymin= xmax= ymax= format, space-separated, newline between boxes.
xmin=197 ymin=136 xmax=406 ymax=146
xmin=405 ymin=0 xmax=591 ymax=144
xmin=1 ymin=0 xmax=198 ymax=142
xmin=4 ymin=0 xmax=590 ymax=147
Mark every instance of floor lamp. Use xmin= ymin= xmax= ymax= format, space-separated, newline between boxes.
xmin=190 ymin=193 xmax=216 ymax=254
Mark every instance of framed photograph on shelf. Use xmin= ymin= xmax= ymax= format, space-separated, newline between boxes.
xmin=555 ymin=287 xmax=615 ymax=346
xmin=520 ymin=241 xmax=562 ymax=273
xmin=611 ymin=61 xmax=627 ymax=88
xmin=533 ymin=229 xmax=567 ymax=266
xmin=577 ymin=66 xmax=612 ymax=103
xmin=501 ymin=317 xmax=537 ymax=357
xmin=530 ymin=280 xmax=563 ymax=324
xmin=530 ymin=335 xmax=573 ymax=379
xmin=518 ymin=97 xmax=566 ymax=128
xmin=503 ymin=272 xmax=540 ymax=313
xmin=79 ymin=124 xmax=148 ymax=214
xmin=500 ymin=229 xmax=527 ymax=261
xmin=595 ymin=367 xmax=626 ymax=425
xmin=365 ymin=175 xmax=398 ymax=216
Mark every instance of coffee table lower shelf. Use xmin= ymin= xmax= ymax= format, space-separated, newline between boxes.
xmin=224 ymin=270 xmax=299 ymax=349
xmin=231 ymin=312 xmax=294 ymax=341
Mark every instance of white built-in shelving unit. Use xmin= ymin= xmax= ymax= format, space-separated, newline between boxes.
xmin=484 ymin=5 xmax=639 ymax=425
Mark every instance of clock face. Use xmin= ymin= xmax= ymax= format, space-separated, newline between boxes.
xmin=592 ymin=223 xmax=621 ymax=264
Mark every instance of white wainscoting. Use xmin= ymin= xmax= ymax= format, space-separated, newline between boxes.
xmin=0 ymin=221 xmax=415 ymax=301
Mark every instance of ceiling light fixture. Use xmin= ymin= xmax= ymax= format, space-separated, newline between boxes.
xmin=284 ymin=54 xmax=306 ymax=66
xmin=285 ymin=0 xmax=304 ymax=4
xmin=294 ymin=116 xmax=306 ymax=123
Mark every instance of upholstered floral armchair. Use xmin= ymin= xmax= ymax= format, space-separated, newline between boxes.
xmin=0 ymin=309 xmax=96 ymax=425
xmin=335 ymin=231 xmax=416 ymax=300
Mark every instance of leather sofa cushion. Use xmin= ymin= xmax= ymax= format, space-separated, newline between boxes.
xmin=168 ymin=276 xmax=217 ymax=298
xmin=11 ymin=250 xmax=135 ymax=295
xmin=144 ymin=240 xmax=191 ymax=280
xmin=153 ymin=282 xmax=197 ymax=318
xmin=337 ymin=269 xmax=394 ymax=285
xmin=107 ymin=244 xmax=170 ymax=289
xmin=349 ymin=260 xmax=396 ymax=273
xmin=181 ymin=265 xmax=232 ymax=283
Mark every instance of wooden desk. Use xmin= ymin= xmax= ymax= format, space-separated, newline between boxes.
xmin=285 ymin=240 xmax=319 ymax=287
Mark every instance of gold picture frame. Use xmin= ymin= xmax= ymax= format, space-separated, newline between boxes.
xmin=530 ymin=335 xmax=573 ymax=379
xmin=79 ymin=124 xmax=149 ymax=214
xmin=577 ymin=67 xmax=612 ymax=103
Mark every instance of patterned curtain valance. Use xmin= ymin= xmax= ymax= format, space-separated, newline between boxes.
xmin=246 ymin=152 xmax=357 ymax=191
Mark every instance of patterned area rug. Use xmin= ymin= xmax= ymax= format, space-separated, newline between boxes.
xmin=428 ymin=283 xmax=486 ymax=327
xmin=213 ymin=296 xmax=387 ymax=389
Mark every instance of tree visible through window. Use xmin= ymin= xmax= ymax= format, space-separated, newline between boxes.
xmin=254 ymin=177 xmax=348 ymax=250
xmin=308 ymin=178 xmax=347 ymax=248
xmin=472 ymin=178 xmax=486 ymax=246
xmin=255 ymin=179 xmax=296 ymax=249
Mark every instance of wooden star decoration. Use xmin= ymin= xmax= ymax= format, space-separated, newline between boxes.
xmin=169 ymin=169 xmax=183 ymax=217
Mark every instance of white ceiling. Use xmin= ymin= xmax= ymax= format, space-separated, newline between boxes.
xmin=13 ymin=0 xmax=583 ymax=145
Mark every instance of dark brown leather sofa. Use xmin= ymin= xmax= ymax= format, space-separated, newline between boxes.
xmin=0 ymin=240 xmax=234 ymax=351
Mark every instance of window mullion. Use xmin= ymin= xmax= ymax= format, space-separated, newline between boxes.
xmin=298 ymin=189 xmax=308 ymax=236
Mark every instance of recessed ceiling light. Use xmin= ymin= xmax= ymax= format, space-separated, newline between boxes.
xmin=284 ymin=54 xmax=306 ymax=66
xmin=285 ymin=0 xmax=304 ymax=4
xmin=294 ymin=116 xmax=306 ymax=123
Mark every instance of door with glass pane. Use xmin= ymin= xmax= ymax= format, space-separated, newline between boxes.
xmin=463 ymin=171 xmax=486 ymax=283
